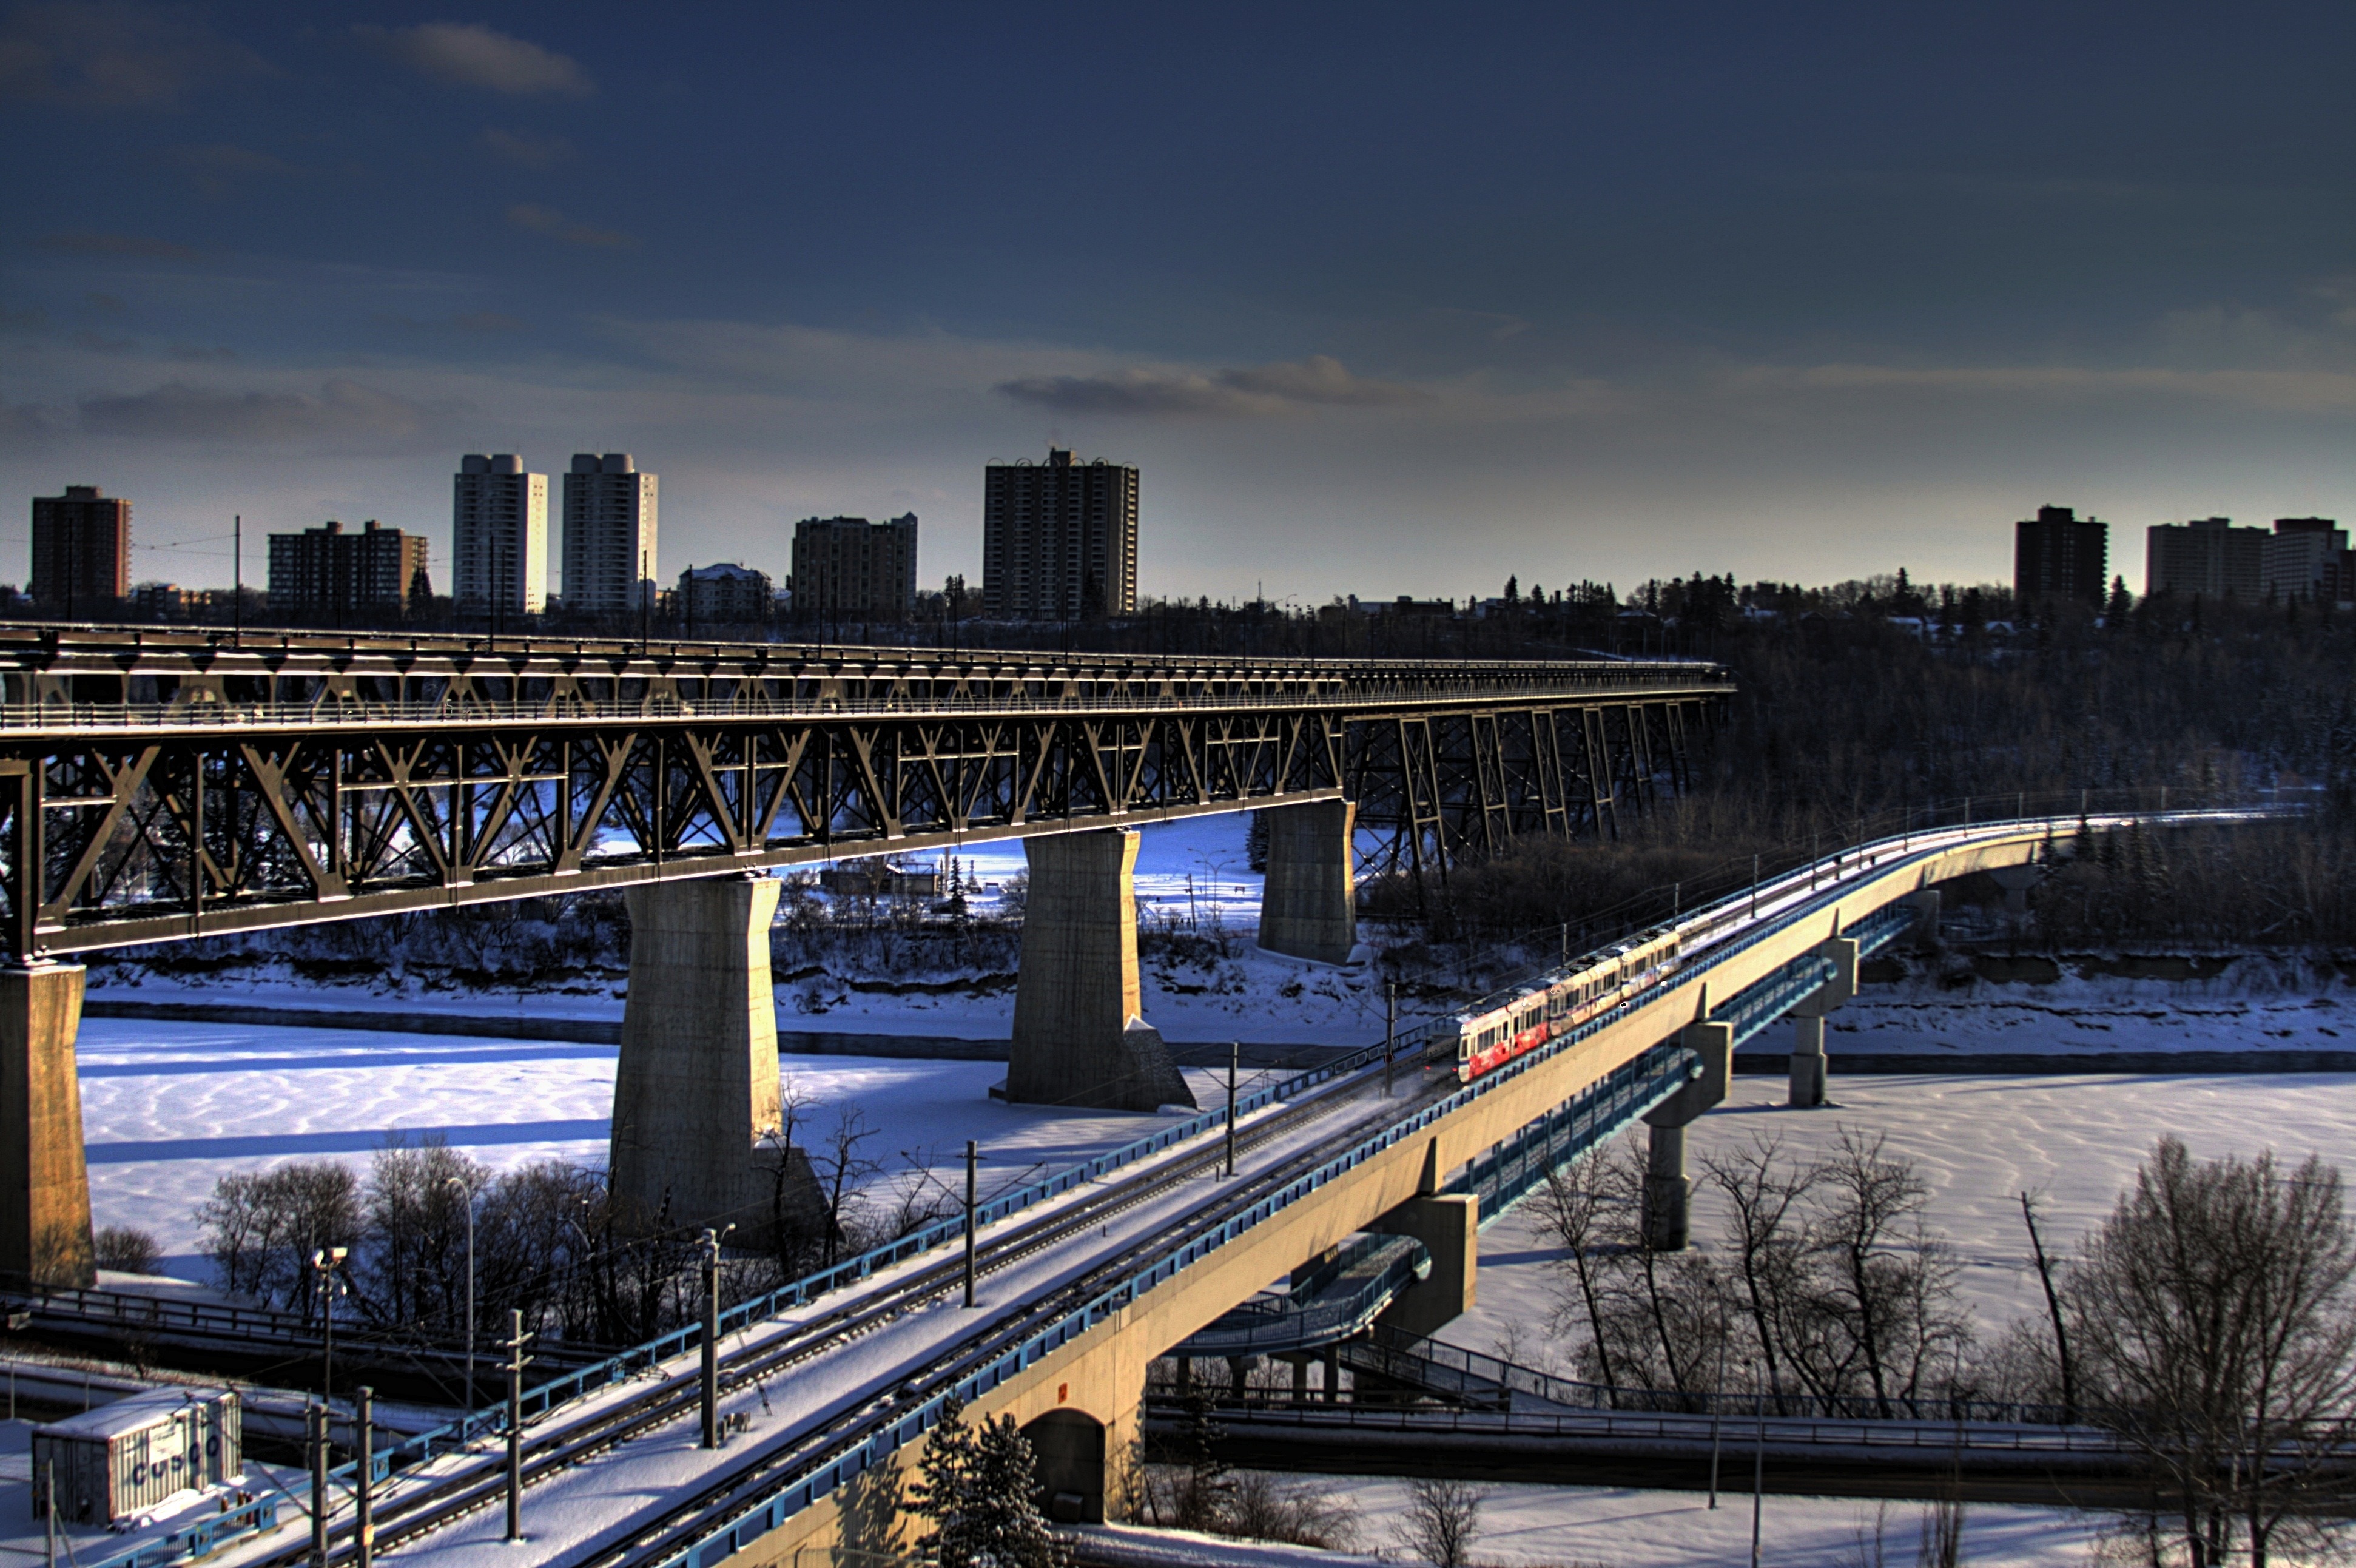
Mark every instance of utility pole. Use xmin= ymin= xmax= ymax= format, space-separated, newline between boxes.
xmin=309 ymin=1402 xmax=328 ymax=1568
xmin=502 ymin=1309 xmax=534 ymax=1541
xmin=963 ymin=1140 xmax=978 ymax=1308
xmin=1224 ymin=1042 xmax=1239 ymax=1177
xmin=700 ymin=1226 xmax=727 ymax=1448
xmin=232 ymin=516 xmax=241 ymax=643
xmin=355 ymin=1386 xmax=374 ymax=1568
xmin=43 ymin=1460 xmax=55 ymax=1568
xmin=1383 ymin=983 xmax=1396 ymax=1099
xmin=311 ymin=1248 xmax=348 ymax=1402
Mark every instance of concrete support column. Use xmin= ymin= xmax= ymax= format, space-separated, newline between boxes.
xmin=1008 ymin=830 xmax=1193 ymax=1112
xmin=1643 ymin=1122 xmax=1691 ymax=1251
xmin=0 ymin=965 xmax=93 ymax=1287
xmin=1641 ymin=1020 xmax=1733 ymax=1252
xmin=1990 ymin=864 xmax=2039 ymax=917
xmin=1373 ymin=1192 xmax=1478 ymax=1338
xmin=1227 ymin=1357 xmax=1250 ymax=1398
xmin=612 ymin=875 xmax=820 ymax=1244
xmin=1906 ymin=889 xmax=1943 ymax=953
xmin=1291 ymin=1358 xmax=1308 ymax=1399
xmin=1788 ymin=1014 xmax=1828 ymax=1108
xmin=1255 ymin=799 xmax=1357 ymax=965
xmin=1786 ymin=936 xmax=1858 ymax=1110
xmin=1322 ymin=1342 xmax=1341 ymax=1403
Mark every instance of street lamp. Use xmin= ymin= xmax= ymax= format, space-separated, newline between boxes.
xmin=443 ymin=1176 xmax=477 ymax=1407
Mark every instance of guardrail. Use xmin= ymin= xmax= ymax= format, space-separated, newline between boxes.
xmin=1172 ymin=1233 xmax=1431 ymax=1358
xmin=75 ymin=1495 xmax=282 ymax=1568
xmin=0 ymin=668 xmax=1732 ymax=734
xmin=1137 ymin=1396 xmax=2135 ymax=1456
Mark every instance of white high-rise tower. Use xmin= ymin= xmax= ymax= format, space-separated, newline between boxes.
xmin=562 ymin=453 xmax=659 ymax=616
xmin=451 ymin=454 xmax=548 ymax=615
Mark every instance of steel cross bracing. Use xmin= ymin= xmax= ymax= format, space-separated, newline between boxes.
xmin=0 ymin=628 xmax=1730 ymax=958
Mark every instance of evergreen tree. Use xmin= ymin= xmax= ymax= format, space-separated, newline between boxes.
xmin=910 ymin=1398 xmax=1066 ymax=1568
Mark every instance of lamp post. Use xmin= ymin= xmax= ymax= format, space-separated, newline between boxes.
xmin=309 ymin=1247 xmax=348 ymax=1405
xmin=443 ymin=1176 xmax=476 ymax=1407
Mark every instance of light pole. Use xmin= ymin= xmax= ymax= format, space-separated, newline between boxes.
xmin=309 ymin=1248 xmax=348 ymax=1405
xmin=443 ymin=1176 xmax=476 ymax=1407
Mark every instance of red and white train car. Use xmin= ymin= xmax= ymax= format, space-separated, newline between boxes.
xmin=1451 ymin=926 xmax=1686 ymax=1082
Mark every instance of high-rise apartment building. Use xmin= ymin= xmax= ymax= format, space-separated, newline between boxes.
xmin=2261 ymin=517 xmax=2349 ymax=600
xmin=453 ymin=454 xmax=548 ymax=616
xmin=2145 ymin=517 xmax=2265 ymax=600
xmin=981 ymin=448 xmax=1138 ymax=620
xmin=2013 ymin=503 xmax=2107 ymax=608
xmin=30 ymin=485 xmax=130 ymax=613
xmin=561 ymin=453 xmax=658 ymax=616
xmin=267 ymin=520 xmax=431 ymax=619
xmin=790 ymin=513 xmax=918 ymax=621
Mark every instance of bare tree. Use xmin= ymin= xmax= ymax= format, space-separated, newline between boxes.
xmin=1701 ymin=1133 xmax=1812 ymax=1410
xmin=1394 ymin=1476 xmax=1487 ymax=1568
xmin=1531 ymin=1156 xmax=1621 ymax=1395
xmin=2067 ymin=1137 xmax=2356 ymax=1568
xmin=815 ymin=1108 xmax=884 ymax=1266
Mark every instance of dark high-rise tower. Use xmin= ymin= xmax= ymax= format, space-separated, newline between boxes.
xmin=981 ymin=447 xmax=1138 ymax=620
xmin=30 ymin=485 xmax=130 ymax=614
xmin=2014 ymin=504 xmax=2107 ymax=608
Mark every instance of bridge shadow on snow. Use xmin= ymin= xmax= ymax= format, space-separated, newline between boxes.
xmin=75 ymin=1043 xmax=618 ymax=1078
xmin=85 ymin=1119 xmax=610 ymax=1163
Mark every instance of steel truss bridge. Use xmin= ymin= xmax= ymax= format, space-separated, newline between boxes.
xmin=0 ymin=625 xmax=1731 ymax=960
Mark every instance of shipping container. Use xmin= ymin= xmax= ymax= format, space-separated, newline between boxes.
xmin=32 ymin=1388 xmax=241 ymax=1525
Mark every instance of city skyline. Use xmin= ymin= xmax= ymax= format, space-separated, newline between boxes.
xmin=8 ymin=3 xmax=2356 ymax=601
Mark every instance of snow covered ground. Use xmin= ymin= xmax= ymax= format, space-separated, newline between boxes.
xmin=1199 ymin=1475 xmax=2103 ymax=1568
xmin=76 ymin=1018 xmax=1287 ymax=1276
xmin=1442 ymin=1070 xmax=2356 ymax=1368
xmin=1819 ymin=967 xmax=2355 ymax=1059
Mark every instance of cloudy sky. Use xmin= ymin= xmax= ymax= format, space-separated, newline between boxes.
xmin=7 ymin=2 xmax=2356 ymax=602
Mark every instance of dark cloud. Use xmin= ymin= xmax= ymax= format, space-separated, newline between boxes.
xmin=78 ymin=380 xmax=431 ymax=445
xmin=69 ymin=329 xmax=136 ymax=354
xmin=0 ymin=307 xmax=48 ymax=330
xmin=358 ymin=22 xmax=591 ymax=96
xmin=507 ymin=203 xmax=634 ymax=249
xmin=84 ymin=292 xmax=127 ymax=314
xmin=997 ymin=355 xmax=1424 ymax=417
xmin=480 ymin=127 xmax=574 ymax=168
xmin=452 ymin=311 xmax=525 ymax=333
xmin=163 ymin=342 xmax=237 ymax=362
xmin=34 ymin=229 xmax=201 ymax=261
xmin=0 ymin=2 xmax=267 ymax=108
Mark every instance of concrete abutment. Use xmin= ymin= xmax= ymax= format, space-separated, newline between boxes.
xmin=1007 ymin=829 xmax=1193 ymax=1112
xmin=1372 ymin=1192 xmax=1478 ymax=1338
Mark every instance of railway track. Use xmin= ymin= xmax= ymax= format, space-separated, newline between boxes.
xmin=243 ymin=1033 xmax=1449 ymax=1567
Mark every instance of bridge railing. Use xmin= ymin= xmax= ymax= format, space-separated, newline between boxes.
xmin=0 ymin=666 xmax=1732 ymax=733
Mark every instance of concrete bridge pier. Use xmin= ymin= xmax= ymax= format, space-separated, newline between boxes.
xmin=1373 ymin=1192 xmax=1478 ymax=1337
xmin=1907 ymin=889 xmax=1943 ymax=952
xmin=1787 ymin=936 xmax=1859 ymax=1109
xmin=1256 ymin=799 xmax=1358 ymax=964
xmin=0 ymin=964 xmax=93 ymax=1288
xmin=1642 ymin=1020 xmax=1734 ymax=1251
xmin=1990 ymin=864 xmax=2040 ymax=917
xmin=610 ymin=875 xmax=823 ymax=1245
xmin=1006 ymin=829 xmax=1194 ymax=1112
